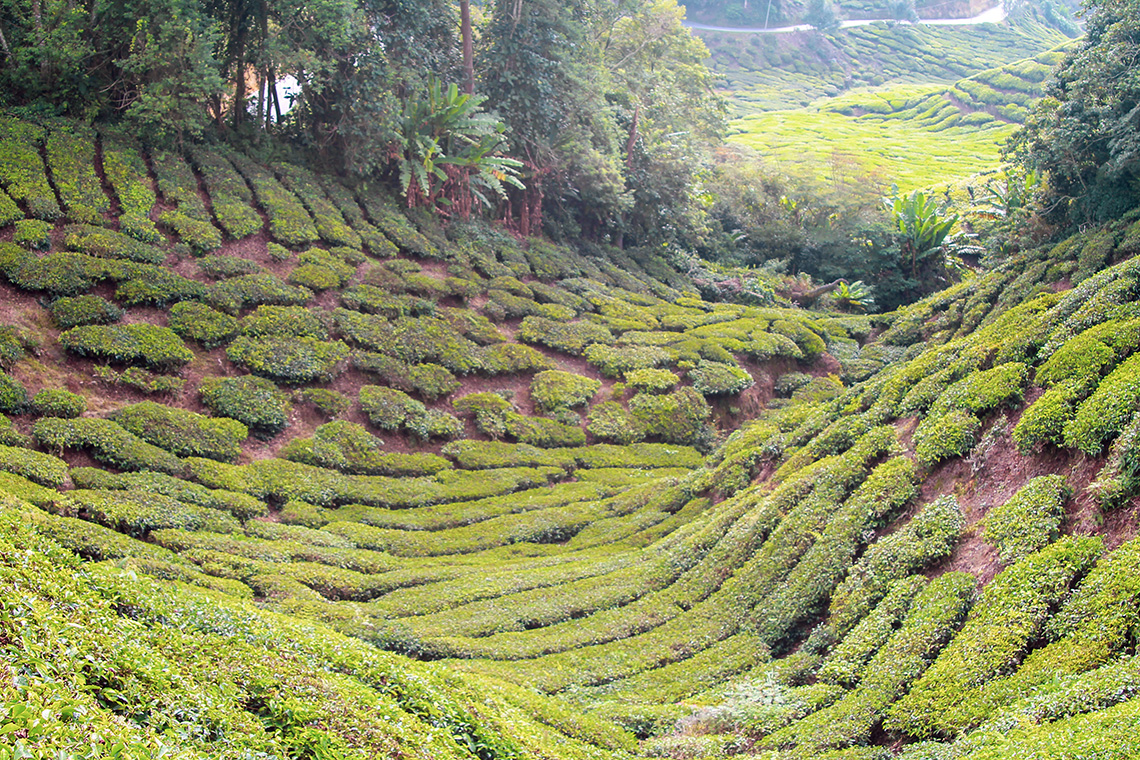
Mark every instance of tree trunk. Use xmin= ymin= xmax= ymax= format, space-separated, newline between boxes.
xmin=793 ymin=279 xmax=847 ymax=306
xmin=625 ymin=102 xmax=640 ymax=170
xmin=461 ymin=0 xmax=475 ymax=95
xmin=0 ymin=22 xmax=11 ymax=65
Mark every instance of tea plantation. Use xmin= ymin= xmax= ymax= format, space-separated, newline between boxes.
xmin=2 ymin=111 xmax=1140 ymax=759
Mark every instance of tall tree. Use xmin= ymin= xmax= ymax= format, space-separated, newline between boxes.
xmin=1009 ymin=0 xmax=1140 ymax=225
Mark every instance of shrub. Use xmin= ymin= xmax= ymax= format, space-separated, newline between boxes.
xmin=0 ymin=443 xmax=69 ymax=486
xmin=821 ymin=495 xmax=966 ymax=645
xmin=7 ymin=251 xmax=106 ymax=295
xmin=0 ymin=374 xmax=26 ymax=414
xmin=240 ymin=305 xmax=328 ymax=340
xmin=407 ymin=363 xmax=460 ymax=400
xmin=33 ymin=416 xmax=186 ymax=474
xmin=226 ymin=336 xmax=350 ymax=384
xmin=101 ymin=140 xmax=160 ymax=242
xmin=299 ymin=388 xmax=350 ymax=418
xmin=518 ymin=317 xmax=614 ymax=355
xmin=94 ymin=366 xmax=186 ymax=396
xmin=1064 ymin=353 xmax=1140 ymax=455
xmin=47 ymin=295 xmax=123 ymax=329
xmin=625 ymin=368 xmax=679 ymax=392
xmin=159 ymin=210 xmax=223 ymax=253
xmin=276 ymin=164 xmax=362 ymax=248
xmin=340 ymin=284 xmax=436 ymax=318
xmin=13 ymin=219 xmax=52 ymax=249
xmin=59 ymin=324 xmax=193 ymax=371
xmin=929 ymin=362 xmax=1028 ymax=417
xmin=168 ymin=301 xmax=241 ymax=348
xmin=771 ymin=320 xmax=826 ymax=359
xmin=280 ymin=421 xmax=451 ymax=476
xmin=111 ymin=401 xmax=248 ymax=462
xmin=531 ymin=371 xmax=602 ymax=414
xmin=819 ymin=575 xmax=929 ymax=687
xmin=1012 ymin=380 xmax=1086 ymax=454
xmin=287 ymin=248 xmax=355 ymax=290
xmin=885 ymin=537 xmax=1104 ymax=738
xmin=792 ymin=376 xmax=845 ymax=404
xmin=206 ymin=273 xmax=313 ymax=315
xmin=0 ymin=124 xmax=61 ymax=220
xmin=764 ymin=572 xmax=977 ymax=752
xmin=914 ymin=410 xmax=982 ymax=467
xmin=63 ymin=224 xmax=165 ymax=264
xmin=30 ymin=389 xmax=85 ymax=418
xmin=583 ymin=343 xmax=670 ymax=378
xmin=632 ymin=387 xmax=712 ymax=443
xmin=982 ymin=475 xmax=1068 ymax=565
xmin=691 ymin=361 xmax=755 ymax=396
xmin=506 ymin=413 xmax=587 ymax=448
xmin=586 ymin=401 xmax=644 ymax=444
xmin=0 ymin=187 xmax=21 ymax=226
xmin=480 ymin=343 xmax=557 ymax=375
xmin=187 ymin=147 xmax=262 ymax=239
xmin=228 ymin=153 xmax=318 ymax=246
xmin=54 ymin=488 xmax=240 ymax=537
xmin=452 ymin=392 xmax=512 ymax=438
xmin=360 ymin=385 xmax=420 ymax=431
xmin=199 ymin=376 xmax=291 ymax=438
xmin=112 ymin=263 xmax=207 ymax=307
xmin=45 ymin=128 xmax=108 ymax=224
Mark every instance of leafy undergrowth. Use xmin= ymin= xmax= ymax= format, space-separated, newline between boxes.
xmin=2 ymin=111 xmax=1140 ymax=759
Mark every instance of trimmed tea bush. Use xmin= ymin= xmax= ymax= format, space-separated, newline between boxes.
xmin=30 ymin=389 xmax=85 ymax=418
xmin=280 ymin=421 xmax=451 ymax=476
xmin=1012 ymin=380 xmax=1085 ymax=453
xmin=1064 ymin=353 xmax=1140 ymax=455
xmin=0 ymin=443 xmax=69 ymax=486
xmin=199 ymin=375 xmax=291 ymax=438
xmin=407 ymin=363 xmax=460 ymax=401
xmin=587 ymin=401 xmax=644 ymax=445
xmin=60 ymin=324 xmax=193 ymax=371
xmin=241 ymin=305 xmax=328 ymax=340
xmin=914 ymin=410 xmax=982 ymax=467
xmin=690 ymin=361 xmax=755 ymax=396
xmin=886 ymin=536 xmax=1104 ymax=739
xmin=630 ymin=388 xmax=711 ymax=445
xmin=583 ymin=343 xmax=670 ymax=378
xmin=625 ymin=368 xmax=679 ymax=392
xmin=33 ymin=416 xmax=186 ymax=474
xmin=518 ymin=317 xmax=614 ymax=355
xmin=531 ymin=371 xmax=601 ymax=414
xmin=64 ymin=224 xmax=165 ymax=264
xmin=982 ymin=475 xmax=1068 ymax=565
xmin=47 ymin=295 xmax=123 ymax=329
xmin=206 ymin=273 xmax=313 ymax=315
xmin=299 ymin=388 xmax=350 ymax=418
xmin=111 ymin=401 xmax=248 ymax=462
xmin=197 ymin=255 xmax=264 ymax=279
xmin=168 ymin=301 xmax=241 ymax=348
xmin=13 ymin=219 xmax=51 ymax=249
xmin=480 ymin=343 xmax=557 ymax=375
xmin=226 ymin=336 xmax=350 ymax=383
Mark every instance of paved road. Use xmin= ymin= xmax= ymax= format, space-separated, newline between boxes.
xmin=684 ymin=4 xmax=1007 ymax=34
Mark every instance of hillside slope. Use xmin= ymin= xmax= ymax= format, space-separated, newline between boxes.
xmin=2 ymin=112 xmax=1140 ymax=759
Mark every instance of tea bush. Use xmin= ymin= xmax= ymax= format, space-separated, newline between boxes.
xmin=1064 ymin=353 xmax=1140 ymax=455
xmin=281 ymin=421 xmax=451 ymax=476
xmin=1011 ymin=380 xmax=1085 ymax=453
xmin=44 ymin=128 xmax=108 ymax=224
xmin=226 ymin=336 xmax=349 ymax=383
xmin=630 ymin=388 xmax=712 ymax=445
xmin=0 ymin=443 xmax=69 ymax=486
xmin=914 ymin=410 xmax=981 ymax=467
xmin=30 ymin=389 xmax=85 ymax=418
xmin=111 ymin=401 xmax=248 ymax=462
xmin=982 ymin=475 xmax=1068 ymax=565
xmin=228 ymin=153 xmax=318 ymax=246
xmin=47 ymin=294 xmax=123 ymax=328
xmin=64 ymin=224 xmax=165 ymax=264
xmin=690 ymin=361 xmax=755 ymax=396
xmin=531 ymin=371 xmax=602 ymax=414
xmin=101 ymin=139 xmax=160 ymax=242
xmin=197 ymin=254 xmax=264 ymax=278
xmin=94 ymin=365 xmax=186 ymax=396
xmin=587 ymin=401 xmax=645 ymax=445
xmin=168 ymin=301 xmax=241 ymax=348
xmin=60 ymin=323 xmax=193 ymax=371
xmin=241 ymin=305 xmax=328 ymax=340
xmin=481 ymin=343 xmax=557 ymax=375
xmin=33 ymin=416 xmax=186 ymax=474
xmin=519 ymin=317 xmax=615 ymax=355
xmin=206 ymin=273 xmax=313 ymax=314
xmin=13 ymin=219 xmax=51 ymax=249
xmin=885 ymin=536 xmax=1104 ymax=738
xmin=199 ymin=375 xmax=291 ymax=438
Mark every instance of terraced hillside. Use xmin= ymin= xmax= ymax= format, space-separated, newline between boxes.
xmin=700 ymin=15 xmax=1072 ymax=190
xmin=3 ymin=110 xmax=1140 ymax=759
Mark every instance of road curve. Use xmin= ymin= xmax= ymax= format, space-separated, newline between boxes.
xmin=684 ymin=4 xmax=1007 ymax=34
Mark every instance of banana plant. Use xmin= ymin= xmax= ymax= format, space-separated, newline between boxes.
xmin=885 ymin=184 xmax=959 ymax=279
xmin=394 ymin=78 xmax=524 ymax=213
